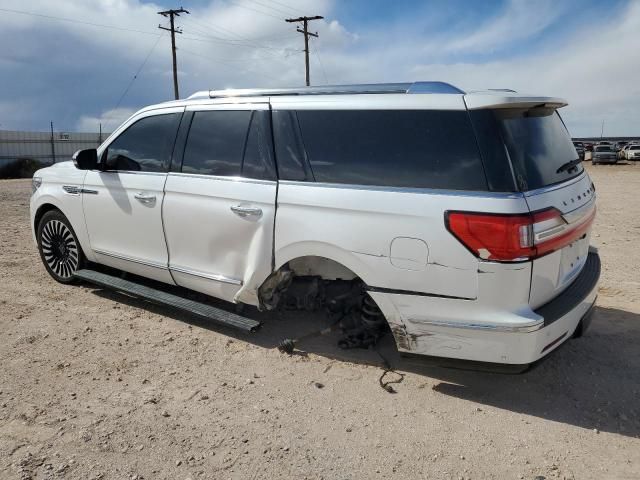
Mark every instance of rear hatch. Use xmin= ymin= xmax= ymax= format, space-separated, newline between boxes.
xmin=493 ymin=106 xmax=596 ymax=308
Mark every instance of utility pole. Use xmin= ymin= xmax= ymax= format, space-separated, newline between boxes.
xmin=158 ymin=7 xmax=189 ymax=100
xmin=285 ymin=15 xmax=323 ymax=86
xmin=600 ymin=119 xmax=605 ymax=140
xmin=50 ymin=121 xmax=56 ymax=165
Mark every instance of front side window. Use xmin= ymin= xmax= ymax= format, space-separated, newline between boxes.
xmin=104 ymin=113 xmax=181 ymax=172
xmin=294 ymin=110 xmax=487 ymax=190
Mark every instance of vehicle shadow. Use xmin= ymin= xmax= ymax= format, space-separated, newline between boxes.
xmin=89 ymin=283 xmax=640 ymax=439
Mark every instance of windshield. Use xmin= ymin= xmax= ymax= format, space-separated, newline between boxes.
xmin=630 ymin=146 xmax=640 ymax=150
xmin=595 ymin=146 xmax=613 ymax=152
xmin=495 ymin=108 xmax=583 ymax=190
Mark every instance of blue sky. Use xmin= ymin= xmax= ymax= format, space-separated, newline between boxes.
xmin=0 ymin=0 xmax=636 ymax=136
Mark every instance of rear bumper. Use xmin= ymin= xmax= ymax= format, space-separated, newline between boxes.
xmin=371 ymin=249 xmax=601 ymax=366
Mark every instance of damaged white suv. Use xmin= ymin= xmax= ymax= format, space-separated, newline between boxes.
xmin=30 ymin=82 xmax=600 ymax=369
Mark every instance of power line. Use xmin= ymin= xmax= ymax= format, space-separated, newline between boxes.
xmin=112 ymin=34 xmax=165 ymax=112
xmin=179 ymin=48 xmax=281 ymax=81
xmin=268 ymin=0 xmax=308 ymax=17
xmin=224 ymin=1 xmax=282 ymax=20
xmin=179 ymin=17 xmax=284 ymax=57
xmin=158 ymin=7 xmax=189 ymax=100
xmin=182 ymin=15 xmax=297 ymax=49
xmin=0 ymin=7 xmax=161 ymax=36
xmin=312 ymin=38 xmax=329 ymax=85
xmin=243 ymin=0 xmax=300 ymax=17
xmin=285 ymin=16 xmax=324 ymax=86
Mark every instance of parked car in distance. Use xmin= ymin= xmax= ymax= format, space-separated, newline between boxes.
xmin=29 ymin=81 xmax=600 ymax=370
xmin=615 ymin=141 xmax=628 ymax=152
xmin=584 ymin=142 xmax=594 ymax=152
xmin=618 ymin=144 xmax=630 ymax=160
xmin=592 ymin=145 xmax=618 ymax=164
xmin=573 ymin=141 xmax=585 ymax=160
xmin=625 ymin=144 xmax=640 ymax=160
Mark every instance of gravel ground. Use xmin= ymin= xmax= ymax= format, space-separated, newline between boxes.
xmin=1 ymin=163 xmax=639 ymax=480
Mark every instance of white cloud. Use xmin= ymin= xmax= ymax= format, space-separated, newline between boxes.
xmin=1 ymin=0 xmax=638 ymax=136
xmin=444 ymin=0 xmax=567 ymax=54
xmin=408 ymin=1 xmax=640 ymax=136
xmin=76 ymin=107 xmax=136 ymax=132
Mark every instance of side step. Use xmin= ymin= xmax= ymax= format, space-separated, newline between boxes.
xmin=74 ymin=269 xmax=261 ymax=332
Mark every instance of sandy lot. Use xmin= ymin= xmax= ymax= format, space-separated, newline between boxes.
xmin=1 ymin=163 xmax=639 ymax=480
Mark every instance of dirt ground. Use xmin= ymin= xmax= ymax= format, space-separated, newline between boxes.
xmin=1 ymin=163 xmax=639 ymax=480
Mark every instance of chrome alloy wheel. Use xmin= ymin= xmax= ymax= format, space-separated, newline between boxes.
xmin=40 ymin=219 xmax=79 ymax=279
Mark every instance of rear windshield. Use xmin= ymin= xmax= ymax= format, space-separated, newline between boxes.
xmin=493 ymin=108 xmax=582 ymax=190
xmin=595 ymin=146 xmax=613 ymax=152
xmin=630 ymin=146 xmax=640 ymax=150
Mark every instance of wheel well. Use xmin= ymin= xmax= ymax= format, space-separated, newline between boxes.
xmin=258 ymin=256 xmax=364 ymax=311
xmin=287 ymin=256 xmax=359 ymax=281
xmin=34 ymin=204 xmax=61 ymax=232
xmin=260 ymin=256 xmax=391 ymax=350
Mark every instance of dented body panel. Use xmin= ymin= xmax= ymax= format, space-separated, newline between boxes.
xmin=30 ymin=82 xmax=600 ymax=367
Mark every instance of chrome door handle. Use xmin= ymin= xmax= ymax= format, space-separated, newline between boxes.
xmin=230 ymin=205 xmax=262 ymax=218
xmin=134 ymin=192 xmax=156 ymax=205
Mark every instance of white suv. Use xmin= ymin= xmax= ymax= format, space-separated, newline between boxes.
xmin=30 ymin=82 xmax=600 ymax=369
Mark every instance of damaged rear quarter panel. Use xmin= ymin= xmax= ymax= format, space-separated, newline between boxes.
xmin=275 ymin=181 xmax=529 ymax=300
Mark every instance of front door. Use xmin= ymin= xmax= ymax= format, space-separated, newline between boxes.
xmin=162 ymin=104 xmax=277 ymax=304
xmin=83 ymin=108 xmax=183 ymax=283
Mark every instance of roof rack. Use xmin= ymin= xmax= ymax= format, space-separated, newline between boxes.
xmin=187 ymin=81 xmax=464 ymax=100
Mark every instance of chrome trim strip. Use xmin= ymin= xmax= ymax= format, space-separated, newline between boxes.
xmin=169 ymin=265 xmax=243 ymax=286
xmin=278 ymin=180 xmax=524 ymax=199
xmin=411 ymin=319 xmax=544 ymax=333
xmin=562 ymin=196 xmax=596 ymax=224
xmin=523 ymin=171 xmax=587 ymax=197
xmin=168 ymin=172 xmax=276 ymax=186
xmin=93 ymin=249 xmax=168 ymax=270
xmin=98 ymin=171 xmax=168 ymax=177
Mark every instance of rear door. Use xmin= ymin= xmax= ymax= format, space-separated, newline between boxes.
xmin=162 ymin=103 xmax=277 ymax=304
xmin=84 ymin=108 xmax=183 ymax=283
xmin=482 ymin=107 xmax=596 ymax=308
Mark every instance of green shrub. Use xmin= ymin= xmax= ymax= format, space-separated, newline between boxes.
xmin=0 ymin=158 xmax=43 ymax=179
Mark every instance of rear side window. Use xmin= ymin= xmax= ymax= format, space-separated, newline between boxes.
xmin=181 ymin=110 xmax=276 ymax=180
xmin=242 ymin=111 xmax=277 ymax=180
xmin=294 ymin=110 xmax=488 ymax=190
xmin=272 ymin=110 xmax=312 ymax=181
xmin=182 ymin=110 xmax=251 ymax=176
xmin=104 ymin=113 xmax=181 ymax=172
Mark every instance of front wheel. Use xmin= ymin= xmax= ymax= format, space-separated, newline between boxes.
xmin=37 ymin=210 xmax=85 ymax=283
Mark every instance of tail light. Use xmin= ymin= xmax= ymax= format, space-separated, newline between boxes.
xmin=445 ymin=205 xmax=596 ymax=262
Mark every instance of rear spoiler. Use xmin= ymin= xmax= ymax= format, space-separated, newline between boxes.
xmin=464 ymin=92 xmax=568 ymax=110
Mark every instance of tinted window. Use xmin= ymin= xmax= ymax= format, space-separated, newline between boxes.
xmin=104 ymin=113 xmax=181 ymax=172
xmin=295 ymin=110 xmax=487 ymax=190
xmin=491 ymin=109 xmax=582 ymax=190
xmin=242 ymin=111 xmax=276 ymax=180
xmin=468 ymin=109 xmax=517 ymax=192
xmin=272 ymin=110 xmax=312 ymax=181
xmin=182 ymin=110 xmax=251 ymax=176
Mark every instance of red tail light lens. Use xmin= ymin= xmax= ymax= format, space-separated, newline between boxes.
xmin=446 ymin=205 xmax=595 ymax=262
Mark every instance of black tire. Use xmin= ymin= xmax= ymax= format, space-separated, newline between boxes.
xmin=37 ymin=210 xmax=85 ymax=284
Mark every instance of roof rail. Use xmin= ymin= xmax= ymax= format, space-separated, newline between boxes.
xmin=187 ymin=81 xmax=464 ymax=100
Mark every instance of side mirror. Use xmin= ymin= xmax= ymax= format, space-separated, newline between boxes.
xmin=72 ymin=149 xmax=98 ymax=170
